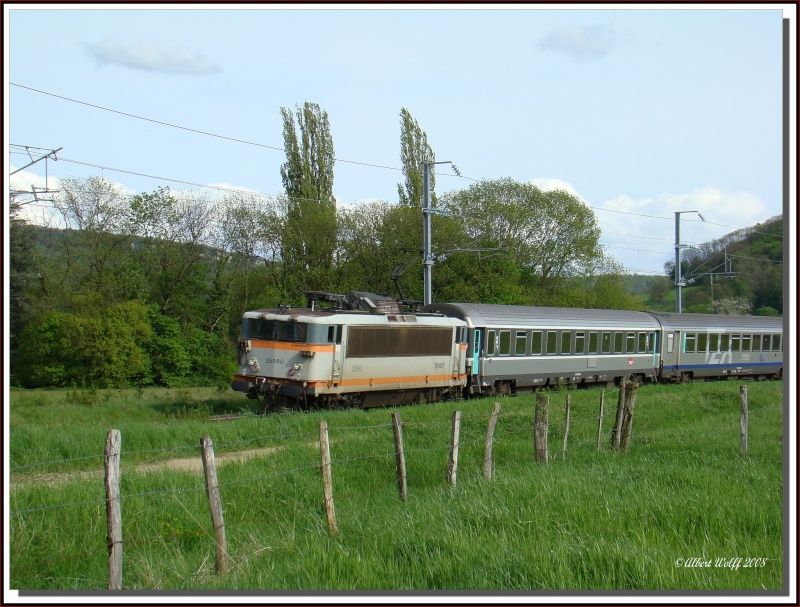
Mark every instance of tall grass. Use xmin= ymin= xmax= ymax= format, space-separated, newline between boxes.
xmin=9 ymin=381 xmax=784 ymax=592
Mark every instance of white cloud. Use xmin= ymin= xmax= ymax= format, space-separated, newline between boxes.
xmin=83 ymin=37 xmax=221 ymax=75
xmin=595 ymin=186 xmax=774 ymax=275
xmin=537 ymin=25 xmax=618 ymax=60
xmin=529 ymin=177 xmax=586 ymax=202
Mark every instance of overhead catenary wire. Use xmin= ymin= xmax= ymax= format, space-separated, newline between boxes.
xmin=10 ymin=83 xmax=781 ymax=239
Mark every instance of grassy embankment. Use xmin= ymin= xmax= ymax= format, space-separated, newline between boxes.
xmin=8 ymin=381 xmax=784 ymax=591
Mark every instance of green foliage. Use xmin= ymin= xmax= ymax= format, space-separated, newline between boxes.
xmin=16 ymin=300 xmax=153 ymax=388
xmin=397 ymin=107 xmax=436 ymax=206
xmin=754 ymin=306 xmax=780 ymax=317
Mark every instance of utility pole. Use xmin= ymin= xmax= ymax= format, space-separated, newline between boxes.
xmin=422 ymin=160 xmax=460 ymax=306
xmin=674 ymin=210 xmax=704 ymax=313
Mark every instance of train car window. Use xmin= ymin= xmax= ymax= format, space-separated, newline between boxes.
xmin=638 ymin=332 xmax=647 ymax=352
xmin=742 ymin=335 xmax=751 ymax=351
xmin=531 ymin=331 xmax=542 ymax=355
xmin=575 ymin=332 xmax=586 ymax=355
xmin=626 ymin=333 xmax=635 ymax=353
xmin=667 ymin=333 xmax=674 ymax=353
xmin=709 ymin=334 xmax=718 ymax=351
xmin=697 ymin=333 xmax=708 ymax=352
xmin=601 ymin=332 xmax=611 ymax=354
xmin=720 ymin=334 xmax=730 ymax=351
xmin=614 ymin=333 xmax=623 ymax=354
xmin=762 ymin=335 xmax=771 ymax=351
xmin=561 ymin=331 xmax=571 ymax=355
xmin=454 ymin=327 xmax=467 ymax=344
xmin=751 ymin=334 xmax=761 ymax=352
xmin=731 ymin=335 xmax=740 ymax=351
xmin=499 ymin=331 xmax=511 ymax=356
xmin=588 ymin=332 xmax=598 ymax=354
xmin=516 ymin=331 xmax=527 ymax=355
xmin=685 ymin=334 xmax=696 ymax=353
xmin=773 ymin=334 xmax=782 ymax=351
xmin=487 ymin=330 xmax=496 ymax=356
xmin=546 ymin=331 xmax=558 ymax=355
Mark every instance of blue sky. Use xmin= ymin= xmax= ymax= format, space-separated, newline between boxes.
xmin=6 ymin=4 xmax=793 ymax=278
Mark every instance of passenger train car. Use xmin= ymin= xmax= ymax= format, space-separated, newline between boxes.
xmin=232 ymin=291 xmax=783 ymax=409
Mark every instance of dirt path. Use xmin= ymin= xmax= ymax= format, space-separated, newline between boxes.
xmin=11 ymin=445 xmax=285 ymax=488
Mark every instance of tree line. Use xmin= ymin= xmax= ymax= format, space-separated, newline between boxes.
xmin=8 ymin=104 xmax=636 ymax=389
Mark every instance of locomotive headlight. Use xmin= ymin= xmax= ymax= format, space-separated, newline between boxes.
xmin=288 ymin=363 xmax=302 ymax=376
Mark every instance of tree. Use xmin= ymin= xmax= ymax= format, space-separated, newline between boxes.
xmin=9 ymin=197 xmax=36 ymax=351
xmin=439 ymin=179 xmax=610 ymax=306
xmin=280 ymin=102 xmax=337 ymax=295
xmin=397 ymin=108 xmax=436 ymax=207
xmin=709 ymin=297 xmax=752 ymax=315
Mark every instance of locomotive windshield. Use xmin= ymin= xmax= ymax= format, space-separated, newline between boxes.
xmin=241 ymin=318 xmax=308 ymax=342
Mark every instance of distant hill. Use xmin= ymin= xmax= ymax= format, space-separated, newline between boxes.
xmin=628 ymin=215 xmax=783 ymax=315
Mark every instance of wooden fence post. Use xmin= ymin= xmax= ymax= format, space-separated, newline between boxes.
xmin=611 ymin=379 xmax=626 ymax=451
xmin=483 ymin=402 xmax=501 ymax=480
xmin=740 ymin=385 xmax=749 ymax=456
xmin=619 ymin=381 xmax=639 ymax=451
xmin=200 ymin=435 xmax=229 ymax=574
xmin=596 ymin=390 xmax=605 ymax=451
xmin=446 ymin=411 xmax=461 ymax=486
xmin=391 ymin=412 xmax=407 ymax=501
xmin=534 ymin=393 xmax=549 ymax=463
xmin=104 ymin=429 xmax=122 ymax=590
xmin=319 ymin=420 xmax=338 ymax=535
xmin=562 ymin=394 xmax=571 ymax=462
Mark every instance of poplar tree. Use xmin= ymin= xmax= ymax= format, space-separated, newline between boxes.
xmin=397 ymin=107 xmax=436 ymax=207
xmin=280 ymin=102 xmax=337 ymax=295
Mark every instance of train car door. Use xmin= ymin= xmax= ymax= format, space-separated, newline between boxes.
xmin=330 ymin=324 xmax=343 ymax=385
xmin=472 ymin=329 xmax=481 ymax=375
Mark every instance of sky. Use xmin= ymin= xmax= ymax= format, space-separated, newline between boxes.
xmin=5 ymin=3 xmax=795 ymax=281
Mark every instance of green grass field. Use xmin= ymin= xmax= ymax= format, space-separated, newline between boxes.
xmin=8 ymin=381 xmax=785 ymax=593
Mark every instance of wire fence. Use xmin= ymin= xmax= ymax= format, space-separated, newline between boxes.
xmin=9 ymin=384 xmax=783 ymax=589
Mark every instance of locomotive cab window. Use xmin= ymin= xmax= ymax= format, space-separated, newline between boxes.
xmin=242 ymin=318 xmax=308 ymax=343
xmin=327 ymin=325 xmax=343 ymax=344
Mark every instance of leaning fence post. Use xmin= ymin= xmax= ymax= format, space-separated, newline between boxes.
xmin=446 ymin=411 xmax=461 ymax=487
xmin=596 ymin=390 xmax=605 ymax=451
xmin=562 ymin=394 xmax=571 ymax=462
xmin=483 ymin=402 xmax=501 ymax=480
xmin=740 ymin=385 xmax=749 ymax=456
xmin=611 ymin=379 xmax=626 ymax=451
xmin=391 ymin=412 xmax=407 ymax=501
xmin=619 ymin=381 xmax=639 ymax=451
xmin=534 ymin=393 xmax=549 ymax=463
xmin=201 ymin=435 xmax=229 ymax=574
xmin=319 ymin=420 xmax=338 ymax=535
xmin=105 ymin=429 xmax=122 ymax=590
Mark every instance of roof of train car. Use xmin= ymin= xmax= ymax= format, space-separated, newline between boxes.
xmin=423 ymin=303 xmax=661 ymax=330
xmin=647 ymin=312 xmax=784 ymax=332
